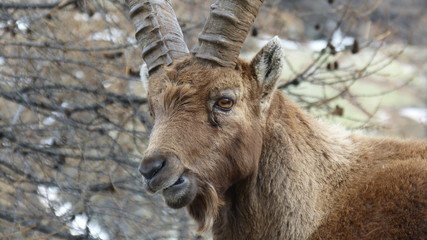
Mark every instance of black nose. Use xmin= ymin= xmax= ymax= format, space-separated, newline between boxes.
xmin=139 ymin=152 xmax=166 ymax=180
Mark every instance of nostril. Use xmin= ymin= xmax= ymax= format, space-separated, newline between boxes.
xmin=139 ymin=155 xmax=166 ymax=180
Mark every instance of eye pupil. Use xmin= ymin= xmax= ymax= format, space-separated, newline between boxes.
xmin=215 ymin=98 xmax=234 ymax=110
xmin=219 ymin=99 xmax=230 ymax=106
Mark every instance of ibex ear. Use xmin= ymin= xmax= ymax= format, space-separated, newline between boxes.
xmin=250 ymin=36 xmax=284 ymax=108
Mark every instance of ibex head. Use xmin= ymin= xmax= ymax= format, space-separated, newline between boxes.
xmin=128 ymin=0 xmax=283 ymax=230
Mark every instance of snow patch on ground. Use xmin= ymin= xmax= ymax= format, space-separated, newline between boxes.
xmin=254 ymin=29 xmax=354 ymax=52
xmin=37 ymin=186 xmax=110 ymax=239
xmin=16 ymin=19 xmax=29 ymax=31
xmin=43 ymin=116 xmax=56 ymax=126
xmin=74 ymin=70 xmax=85 ymax=79
xmin=90 ymin=28 xmax=124 ymax=43
xmin=40 ymin=137 xmax=55 ymax=145
xmin=74 ymin=13 xmax=91 ymax=22
xmin=308 ymin=29 xmax=354 ymax=51
xmin=400 ymin=107 xmax=427 ymax=125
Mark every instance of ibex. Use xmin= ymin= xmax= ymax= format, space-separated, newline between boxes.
xmin=126 ymin=0 xmax=427 ymax=239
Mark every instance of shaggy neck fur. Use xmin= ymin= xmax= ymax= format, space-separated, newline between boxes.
xmin=211 ymin=91 xmax=354 ymax=239
xmin=211 ymin=89 xmax=427 ymax=240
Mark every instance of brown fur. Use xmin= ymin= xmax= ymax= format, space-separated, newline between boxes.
xmin=310 ymin=160 xmax=427 ymax=240
xmin=143 ymin=55 xmax=427 ymax=239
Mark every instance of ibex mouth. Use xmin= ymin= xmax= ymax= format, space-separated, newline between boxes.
xmin=162 ymin=173 xmax=198 ymax=209
xmin=144 ymin=173 xmax=181 ymax=194
xmin=165 ymin=175 xmax=185 ymax=189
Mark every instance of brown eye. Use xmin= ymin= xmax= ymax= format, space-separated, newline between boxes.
xmin=215 ymin=98 xmax=234 ymax=111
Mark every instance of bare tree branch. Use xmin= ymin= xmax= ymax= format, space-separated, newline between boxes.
xmin=0 ymin=0 xmax=77 ymax=10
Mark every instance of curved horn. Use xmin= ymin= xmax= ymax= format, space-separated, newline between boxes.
xmin=127 ymin=0 xmax=189 ymax=74
xmin=196 ymin=0 xmax=264 ymax=68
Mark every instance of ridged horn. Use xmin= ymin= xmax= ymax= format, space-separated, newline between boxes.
xmin=126 ymin=0 xmax=189 ymax=74
xmin=196 ymin=0 xmax=264 ymax=68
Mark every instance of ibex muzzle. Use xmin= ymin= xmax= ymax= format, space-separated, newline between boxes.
xmin=139 ymin=151 xmax=198 ymax=209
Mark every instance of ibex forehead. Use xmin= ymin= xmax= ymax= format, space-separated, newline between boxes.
xmin=158 ymin=57 xmax=252 ymax=89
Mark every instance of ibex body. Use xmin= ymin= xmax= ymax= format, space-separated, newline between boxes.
xmin=127 ymin=0 xmax=427 ymax=239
